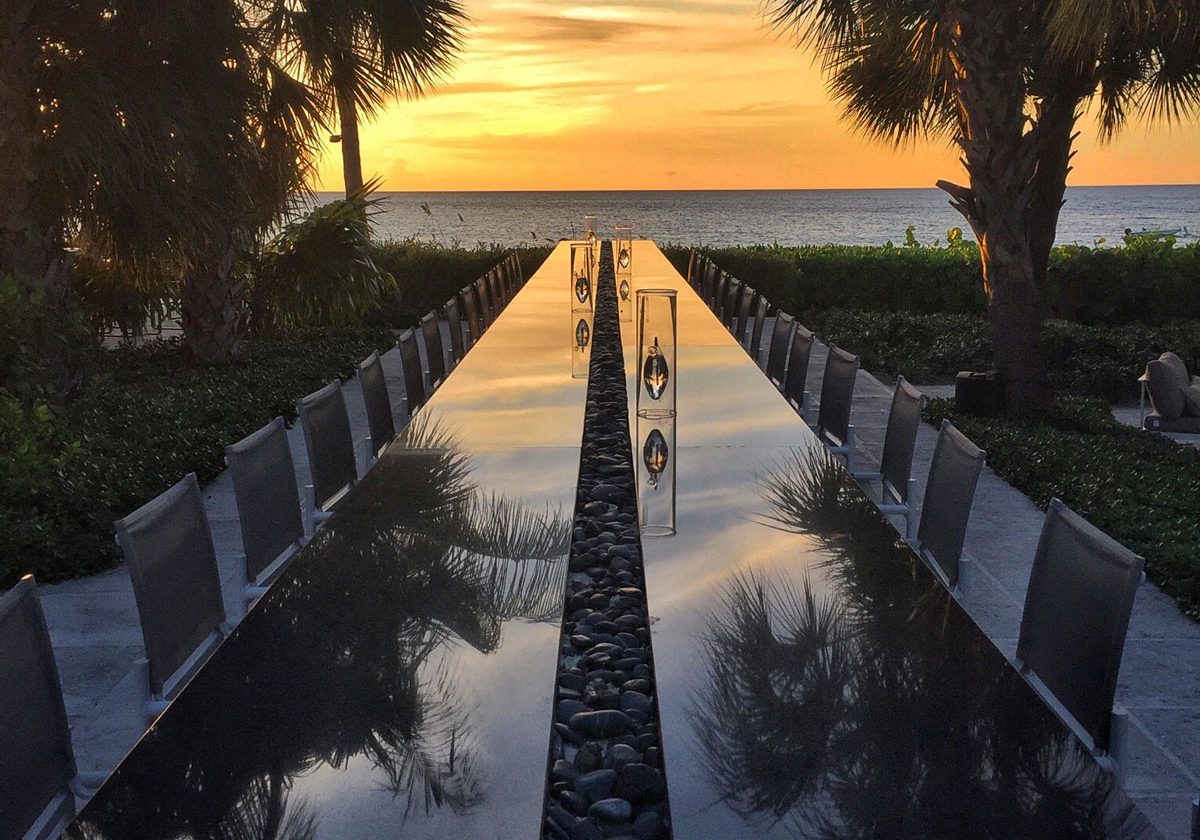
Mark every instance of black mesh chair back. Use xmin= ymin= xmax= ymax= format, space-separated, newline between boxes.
xmin=736 ymin=286 xmax=756 ymax=347
xmin=783 ymin=324 xmax=815 ymax=411
xmin=297 ymin=380 xmax=357 ymax=512
xmin=765 ymin=311 xmax=795 ymax=385
xmin=748 ymin=295 xmax=769 ymax=362
xmin=445 ymin=295 xmax=466 ymax=365
xmin=0 ymin=576 xmax=76 ymax=840
xmin=917 ymin=420 xmax=985 ymax=587
xmin=462 ymin=286 xmax=482 ymax=345
xmin=114 ymin=473 xmax=226 ymax=697
xmin=880 ymin=377 xmax=926 ymax=503
xmin=225 ymin=417 xmax=305 ymax=584
xmin=722 ymin=277 xmax=742 ymax=330
xmin=1017 ymin=499 xmax=1144 ymax=753
xmin=700 ymin=259 xmax=717 ymax=305
xmin=488 ymin=267 xmax=505 ymax=313
xmin=357 ymin=352 xmax=396 ymax=457
xmin=817 ymin=345 xmax=858 ymax=447
xmin=397 ymin=329 xmax=427 ymax=415
xmin=685 ymin=249 xmax=697 ymax=288
xmin=511 ymin=252 xmax=525 ymax=285
xmin=712 ymin=269 xmax=728 ymax=314
xmin=420 ymin=311 xmax=447 ymax=391
xmin=474 ymin=276 xmax=491 ymax=330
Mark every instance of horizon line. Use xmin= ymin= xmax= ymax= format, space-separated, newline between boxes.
xmin=311 ymin=183 xmax=1200 ymax=194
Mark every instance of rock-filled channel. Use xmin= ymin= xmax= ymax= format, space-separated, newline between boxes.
xmin=540 ymin=242 xmax=671 ymax=840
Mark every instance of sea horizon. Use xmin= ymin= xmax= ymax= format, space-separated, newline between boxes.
xmin=308 ymin=185 xmax=1200 ymax=249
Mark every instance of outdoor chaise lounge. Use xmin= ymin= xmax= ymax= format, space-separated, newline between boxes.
xmin=1143 ymin=351 xmax=1200 ymax=433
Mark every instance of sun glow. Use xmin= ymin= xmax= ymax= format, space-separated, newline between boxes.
xmin=312 ymin=0 xmax=1200 ymax=191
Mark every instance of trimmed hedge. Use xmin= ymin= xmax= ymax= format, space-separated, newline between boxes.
xmin=370 ymin=240 xmax=551 ymax=329
xmin=664 ymin=238 xmax=1200 ymax=326
xmin=1 ymin=327 xmax=395 ymax=586
xmin=925 ymin=397 xmax=1200 ymax=620
xmin=805 ymin=308 xmax=1200 ymax=402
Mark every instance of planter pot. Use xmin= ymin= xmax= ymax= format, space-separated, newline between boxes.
xmin=955 ymin=370 xmax=1005 ymax=417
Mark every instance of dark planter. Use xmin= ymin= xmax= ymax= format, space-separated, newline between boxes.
xmin=955 ymin=370 xmax=1005 ymax=417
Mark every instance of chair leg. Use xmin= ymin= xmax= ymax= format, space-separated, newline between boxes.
xmin=135 ymin=658 xmax=169 ymax=722
xmin=1104 ymin=706 xmax=1132 ymax=783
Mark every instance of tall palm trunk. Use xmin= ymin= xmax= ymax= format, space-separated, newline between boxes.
xmin=334 ymin=77 xmax=364 ymax=198
xmin=182 ymin=238 xmax=245 ymax=364
xmin=0 ymin=2 xmax=66 ymax=294
xmin=1028 ymin=85 xmax=1084 ymax=289
xmin=938 ymin=1 xmax=1052 ymax=416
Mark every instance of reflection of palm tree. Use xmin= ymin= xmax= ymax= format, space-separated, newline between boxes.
xmin=72 ymin=420 xmax=569 ymax=839
xmin=690 ymin=448 xmax=1151 ymax=839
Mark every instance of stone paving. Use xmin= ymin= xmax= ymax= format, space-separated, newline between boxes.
xmin=36 ymin=314 xmax=1200 ymax=838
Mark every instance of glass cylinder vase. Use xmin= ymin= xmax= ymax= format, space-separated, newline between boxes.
xmin=614 ymin=226 xmax=633 ymax=322
xmin=570 ymin=242 xmax=594 ymax=313
xmin=635 ymin=289 xmax=677 ymax=419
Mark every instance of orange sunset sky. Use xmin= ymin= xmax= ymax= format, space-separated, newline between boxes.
xmin=312 ymin=0 xmax=1200 ymax=192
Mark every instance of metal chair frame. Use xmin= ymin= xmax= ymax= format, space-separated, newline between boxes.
xmin=815 ymin=345 xmax=860 ymax=472
xmin=853 ymin=377 xmax=926 ymax=540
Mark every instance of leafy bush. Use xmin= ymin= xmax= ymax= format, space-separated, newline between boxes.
xmin=248 ymin=187 xmax=397 ymax=331
xmin=0 ymin=274 xmax=96 ymax=401
xmin=801 ymin=307 xmax=1200 ymax=401
xmin=369 ymin=240 xmax=551 ymax=328
xmin=925 ymin=397 xmax=1200 ymax=620
xmin=665 ymin=238 xmax=1200 ymax=326
xmin=1 ymin=327 xmax=394 ymax=586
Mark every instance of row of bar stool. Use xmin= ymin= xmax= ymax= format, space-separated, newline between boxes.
xmin=1 ymin=253 xmax=526 ymax=840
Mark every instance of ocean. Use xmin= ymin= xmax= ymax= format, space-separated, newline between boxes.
xmin=324 ymin=186 xmax=1200 ymax=249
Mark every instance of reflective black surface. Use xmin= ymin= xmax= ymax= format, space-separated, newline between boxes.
xmin=67 ymin=249 xmax=585 ymax=840
xmin=617 ymin=243 xmax=1162 ymax=840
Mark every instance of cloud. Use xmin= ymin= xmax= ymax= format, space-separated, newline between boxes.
xmin=703 ymin=101 xmax=821 ymax=118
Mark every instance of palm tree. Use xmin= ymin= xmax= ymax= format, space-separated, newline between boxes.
xmin=267 ymin=0 xmax=467 ymax=197
xmin=764 ymin=0 xmax=1200 ymax=415
xmin=1 ymin=1 xmax=325 ymax=366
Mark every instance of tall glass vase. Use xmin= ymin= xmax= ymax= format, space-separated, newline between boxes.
xmin=570 ymin=242 xmax=594 ymax=313
xmin=635 ymin=289 xmax=677 ymax=419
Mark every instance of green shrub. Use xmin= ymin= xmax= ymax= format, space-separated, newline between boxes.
xmin=370 ymin=240 xmax=551 ymax=329
xmin=925 ymin=397 xmax=1200 ymax=620
xmin=665 ymin=238 xmax=1200 ymax=326
xmin=0 ymin=274 xmax=96 ymax=401
xmin=1 ymin=327 xmax=394 ymax=586
xmin=248 ymin=188 xmax=396 ymax=331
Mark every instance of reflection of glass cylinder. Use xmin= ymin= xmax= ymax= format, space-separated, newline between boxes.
xmin=572 ymin=313 xmax=592 ymax=379
xmin=637 ymin=413 xmax=676 ymax=537
xmin=570 ymin=243 xmax=594 ymax=312
xmin=584 ymin=215 xmax=597 ymax=246
xmin=614 ymin=227 xmax=633 ymax=322
xmin=636 ymin=289 xmax=677 ymax=419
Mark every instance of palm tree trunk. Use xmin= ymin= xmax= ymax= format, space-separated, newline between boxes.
xmin=938 ymin=1 xmax=1052 ymax=416
xmin=182 ymin=239 xmax=245 ymax=364
xmin=1028 ymin=88 xmax=1082 ymax=290
xmin=335 ymin=82 xmax=364 ymax=198
xmin=0 ymin=2 xmax=66 ymax=293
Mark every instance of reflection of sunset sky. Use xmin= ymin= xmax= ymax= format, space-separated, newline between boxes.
xmin=313 ymin=0 xmax=1200 ymax=191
